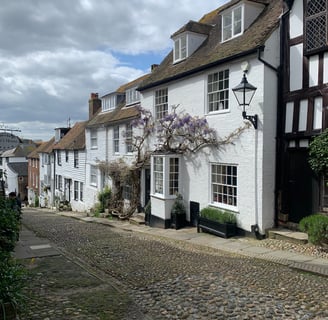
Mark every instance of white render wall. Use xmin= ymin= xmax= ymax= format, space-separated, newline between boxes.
xmin=141 ymin=45 xmax=278 ymax=233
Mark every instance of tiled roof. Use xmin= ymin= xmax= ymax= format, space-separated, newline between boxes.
xmin=87 ymin=104 xmax=139 ymax=128
xmin=36 ymin=137 xmax=56 ymax=154
xmin=53 ymin=121 xmax=87 ymax=150
xmin=171 ymin=20 xmax=213 ymax=38
xmin=1 ymin=144 xmax=36 ymax=158
xmin=8 ymin=162 xmax=28 ymax=176
xmin=138 ymin=0 xmax=280 ymax=91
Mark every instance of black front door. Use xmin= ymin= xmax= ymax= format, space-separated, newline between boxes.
xmin=144 ymin=168 xmax=150 ymax=206
xmin=286 ymin=149 xmax=319 ymax=222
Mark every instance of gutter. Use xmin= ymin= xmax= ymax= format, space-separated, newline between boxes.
xmin=138 ymin=47 xmax=264 ymax=91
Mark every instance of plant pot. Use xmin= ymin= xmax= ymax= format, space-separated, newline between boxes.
xmin=197 ymin=216 xmax=236 ymax=238
xmin=171 ymin=213 xmax=186 ymax=230
xmin=0 ymin=302 xmax=17 ymax=320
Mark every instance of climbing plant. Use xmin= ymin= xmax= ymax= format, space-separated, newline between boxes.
xmin=97 ymin=105 xmax=250 ymax=218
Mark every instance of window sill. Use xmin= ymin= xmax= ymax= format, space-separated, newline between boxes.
xmin=209 ymin=202 xmax=239 ymax=213
xmin=206 ymin=109 xmax=230 ymax=116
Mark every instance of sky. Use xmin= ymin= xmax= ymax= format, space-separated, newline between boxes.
xmin=0 ymin=0 xmax=226 ymax=141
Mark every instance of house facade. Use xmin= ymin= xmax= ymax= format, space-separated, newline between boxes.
xmin=137 ymin=0 xmax=282 ymax=236
xmin=27 ymin=148 xmax=40 ymax=206
xmin=85 ymin=76 xmax=149 ymax=212
xmin=276 ymin=0 xmax=328 ymax=224
xmin=52 ymin=123 xmax=88 ymax=212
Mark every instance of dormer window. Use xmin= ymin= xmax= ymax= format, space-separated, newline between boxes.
xmin=102 ymin=95 xmax=116 ymax=112
xmin=174 ymin=34 xmax=187 ymax=62
xmin=126 ymin=87 xmax=140 ymax=106
xmin=222 ymin=5 xmax=243 ymax=42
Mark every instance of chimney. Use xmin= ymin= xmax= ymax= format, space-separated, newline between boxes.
xmin=88 ymin=93 xmax=101 ymax=119
xmin=151 ymin=64 xmax=159 ymax=71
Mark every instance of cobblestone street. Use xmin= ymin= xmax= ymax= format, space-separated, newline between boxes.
xmin=19 ymin=209 xmax=328 ymax=319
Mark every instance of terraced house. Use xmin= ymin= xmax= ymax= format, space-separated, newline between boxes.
xmin=137 ymin=0 xmax=282 ymax=236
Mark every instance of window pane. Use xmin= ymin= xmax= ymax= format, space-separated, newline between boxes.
xmin=208 ymin=70 xmax=229 ymax=112
xmin=155 ymin=88 xmax=168 ymax=119
xmin=211 ymin=164 xmax=237 ymax=207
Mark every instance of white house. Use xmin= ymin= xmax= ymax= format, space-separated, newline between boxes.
xmin=52 ymin=123 xmax=88 ymax=212
xmin=137 ymin=0 xmax=282 ymax=236
xmin=85 ymin=75 xmax=150 ymax=212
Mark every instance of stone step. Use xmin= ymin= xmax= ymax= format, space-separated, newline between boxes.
xmin=129 ymin=213 xmax=145 ymax=225
xmin=267 ymin=228 xmax=308 ymax=245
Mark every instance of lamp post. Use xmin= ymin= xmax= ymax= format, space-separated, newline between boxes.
xmin=232 ymin=72 xmax=258 ymax=129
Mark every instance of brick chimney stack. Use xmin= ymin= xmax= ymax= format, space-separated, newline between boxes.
xmin=88 ymin=93 xmax=101 ymax=119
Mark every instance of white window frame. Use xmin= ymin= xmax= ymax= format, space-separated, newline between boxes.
xmin=126 ymin=87 xmax=140 ymax=105
xmin=90 ymin=130 xmax=98 ymax=149
xmin=90 ymin=165 xmax=98 ymax=187
xmin=74 ymin=150 xmax=79 ymax=168
xmin=207 ymin=69 xmax=230 ymax=113
xmin=222 ymin=5 xmax=243 ymax=42
xmin=80 ymin=182 xmax=83 ymax=201
xmin=174 ymin=34 xmax=187 ymax=63
xmin=57 ymin=150 xmax=62 ymax=166
xmin=113 ymin=126 xmax=120 ymax=153
xmin=211 ymin=163 xmax=238 ymax=210
xmin=102 ymin=95 xmax=116 ymax=112
xmin=152 ymin=155 xmax=180 ymax=198
xmin=74 ymin=181 xmax=79 ymax=201
xmin=155 ymin=88 xmax=168 ymax=120
xmin=125 ymin=123 xmax=133 ymax=153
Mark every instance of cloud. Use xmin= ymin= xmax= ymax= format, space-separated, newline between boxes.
xmin=0 ymin=0 xmax=223 ymax=140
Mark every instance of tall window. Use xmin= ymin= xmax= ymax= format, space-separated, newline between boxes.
xmin=80 ymin=182 xmax=83 ymax=201
xmin=74 ymin=181 xmax=79 ymax=201
xmin=211 ymin=164 xmax=237 ymax=207
xmin=208 ymin=69 xmax=229 ymax=112
xmin=57 ymin=151 xmax=62 ymax=166
xmin=305 ymin=0 xmax=328 ymax=54
xmin=91 ymin=130 xmax=98 ymax=148
xmin=113 ymin=126 xmax=120 ymax=153
xmin=123 ymin=179 xmax=132 ymax=200
xmin=90 ymin=165 xmax=97 ymax=186
xmin=222 ymin=5 xmax=243 ymax=42
xmin=174 ymin=34 xmax=187 ymax=63
xmin=65 ymin=150 xmax=69 ymax=162
xmin=169 ymin=158 xmax=179 ymax=195
xmin=153 ymin=157 xmax=164 ymax=194
xmin=74 ymin=150 xmax=79 ymax=168
xmin=58 ymin=175 xmax=63 ymax=191
xmin=155 ymin=88 xmax=168 ymax=120
xmin=125 ymin=124 xmax=133 ymax=153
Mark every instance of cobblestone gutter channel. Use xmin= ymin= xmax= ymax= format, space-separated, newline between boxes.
xmin=19 ymin=209 xmax=328 ymax=319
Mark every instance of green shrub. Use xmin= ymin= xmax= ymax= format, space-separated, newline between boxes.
xmin=0 ymin=198 xmax=21 ymax=253
xmin=200 ymin=207 xmax=237 ymax=224
xmin=0 ymin=252 xmax=26 ymax=315
xmin=308 ymin=128 xmax=328 ymax=174
xmin=299 ymin=214 xmax=328 ymax=245
xmin=34 ymin=195 xmax=39 ymax=208
xmin=171 ymin=194 xmax=186 ymax=216
xmin=95 ymin=186 xmax=112 ymax=215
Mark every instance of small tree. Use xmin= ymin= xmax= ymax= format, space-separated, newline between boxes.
xmin=308 ymin=128 xmax=328 ymax=174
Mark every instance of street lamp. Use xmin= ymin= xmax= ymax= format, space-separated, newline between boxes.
xmin=232 ymin=72 xmax=258 ymax=129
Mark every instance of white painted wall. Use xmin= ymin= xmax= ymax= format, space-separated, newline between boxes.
xmin=141 ymin=47 xmax=278 ymax=233
xmin=324 ymin=52 xmax=328 ymax=84
xmin=309 ymin=55 xmax=319 ymax=87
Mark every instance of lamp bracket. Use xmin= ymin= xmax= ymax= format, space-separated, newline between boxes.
xmin=242 ymin=111 xmax=258 ymax=129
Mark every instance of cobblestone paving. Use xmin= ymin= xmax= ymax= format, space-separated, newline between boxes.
xmin=21 ymin=210 xmax=328 ymax=319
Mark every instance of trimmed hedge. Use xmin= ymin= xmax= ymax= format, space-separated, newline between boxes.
xmin=200 ymin=207 xmax=237 ymax=224
xmin=299 ymin=214 xmax=328 ymax=245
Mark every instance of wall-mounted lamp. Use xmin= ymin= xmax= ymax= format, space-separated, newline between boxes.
xmin=232 ymin=72 xmax=258 ymax=129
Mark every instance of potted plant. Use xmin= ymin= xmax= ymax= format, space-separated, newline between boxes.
xmin=197 ymin=207 xmax=237 ymax=238
xmin=171 ymin=194 xmax=186 ymax=230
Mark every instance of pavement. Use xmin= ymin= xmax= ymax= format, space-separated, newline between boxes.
xmin=14 ymin=209 xmax=328 ymax=277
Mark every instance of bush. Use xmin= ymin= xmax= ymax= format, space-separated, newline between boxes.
xmin=0 ymin=198 xmax=21 ymax=253
xmin=94 ymin=186 xmax=112 ymax=215
xmin=299 ymin=214 xmax=328 ymax=245
xmin=308 ymin=128 xmax=328 ymax=174
xmin=171 ymin=194 xmax=186 ymax=216
xmin=0 ymin=252 xmax=26 ymax=316
xmin=200 ymin=207 xmax=237 ymax=224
